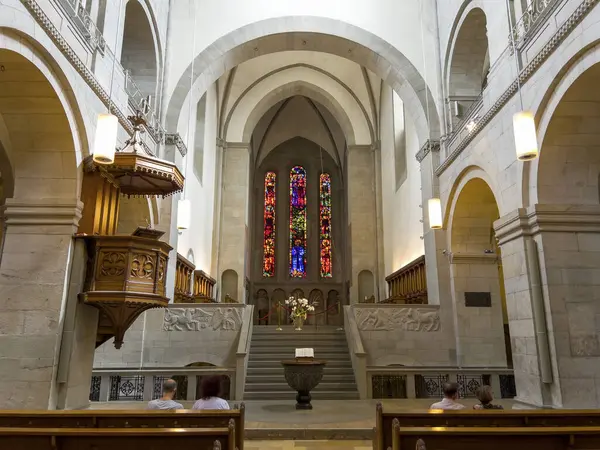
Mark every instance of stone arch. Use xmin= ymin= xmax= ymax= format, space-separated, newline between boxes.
xmin=0 ymin=48 xmax=81 ymax=202
xmin=530 ymin=51 xmax=600 ymax=206
xmin=166 ymin=17 xmax=441 ymax=144
xmin=120 ymin=0 xmax=160 ymax=100
xmin=0 ymin=28 xmax=88 ymax=198
xmin=358 ymin=270 xmax=375 ymax=302
xmin=221 ymin=269 xmax=238 ymax=302
xmin=225 ymin=67 xmax=372 ymax=145
xmin=446 ymin=176 xmax=510 ymax=367
xmin=446 ymin=7 xmax=489 ymax=127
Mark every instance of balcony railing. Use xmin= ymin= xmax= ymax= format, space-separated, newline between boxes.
xmin=193 ymin=270 xmax=216 ymax=303
xmin=174 ymin=254 xmax=195 ymax=303
xmin=56 ymin=0 xmax=106 ymax=53
xmin=382 ymin=255 xmax=427 ymax=304
xmin=513 ymin=0 xmax=560 ymax=46
xmin=30 ymin=0 xmax=166 ymax=148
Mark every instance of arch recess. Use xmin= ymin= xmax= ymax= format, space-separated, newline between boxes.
xmin=444 ymin=165 xmax=502 ymax=243
xmin=0 ymin=29 xmax=87 ymax=200
xmin=525 ymin=42 xmax=600 ymax=207
xmin=226 ymin=68 xmax=370 ymax=145
xmin=166 ymin=17 xmax=441 ymax=144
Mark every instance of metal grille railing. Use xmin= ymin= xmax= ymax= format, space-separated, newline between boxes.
xmin=415 ymin=374 xmax=449 ymax=398
xmin=109 ymin=375 xmax=144 ymax=401
xmin=457 ymin=373 xmax=491 ymax=398
xmin=513 ymin=0 xmax=560 ymax=46
xmin=89 ymin=375 xmax=101 ymax=402
xmin=372 ymin=375 xmax=408 ymax=399
xmin=152 ymin=375 xmax=188 ymax=401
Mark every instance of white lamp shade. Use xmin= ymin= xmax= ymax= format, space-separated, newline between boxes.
xmin=93 ymin=113 xmax=118 ymax=164
xmin=177 ymin=199 xmax=191 ymax=230
xmin=428 ymin=198 xmax=443 ymax=230
xmin=513 ymin=111 xmax=539 ymax=161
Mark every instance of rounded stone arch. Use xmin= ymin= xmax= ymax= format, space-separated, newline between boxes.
xmin=227 ymin=70 xmax=370 ymax=145
xmin=165 ymin=16 xmax=441 ymax=144
xmin=524 ymin=42 xmax=600 ymax=207
xmin=120 ymin=0 xmax=162 ymax=100
xmin=0 ymin=30 xmax=88 ymax=201
xmin=445 ymin=6 xmax=489 ymax=128
xmin=445 ymin=168 xmax=501 ymax=254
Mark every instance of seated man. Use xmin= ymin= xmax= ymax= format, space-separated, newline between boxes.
xmin=147 ymin=379 xmax=184 ymax=410
xmin=429 ymin=382 xmax=465 ymax=410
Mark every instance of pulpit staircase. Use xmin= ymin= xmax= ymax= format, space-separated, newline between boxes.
xmin=244 ymin=326 xmax=359 ymax=400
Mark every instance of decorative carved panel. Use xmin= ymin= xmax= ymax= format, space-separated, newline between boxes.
xmin=354 ymin=307 xmax=440 ymax=332
xmin=163 ymin=307 xmax=243 ymax=332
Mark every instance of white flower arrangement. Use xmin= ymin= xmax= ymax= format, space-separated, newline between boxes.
xmin=285 ymin=297 xmax=315 ymax=320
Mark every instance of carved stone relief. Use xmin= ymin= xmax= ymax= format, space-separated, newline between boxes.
xmin=163 ymin=307 xmax=243 ymax=332
xmin=354 ymin=308 xmax=440 ymax=332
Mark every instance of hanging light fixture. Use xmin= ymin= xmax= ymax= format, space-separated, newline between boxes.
xmin=92 ymin=0 xmax=123 ymax=165
xmin=513 ymin=111 xmax=538 ymax=161
xmin=177 ymin=199 xmax=191 ymax=230
xmin=177 ymin=0 xmax=198 ymax=231
xmin=506 ymin=0 xmax=539 ymax=161
xmin=92 ymin=113 xmax=118 ymax=164
xmin=428 ymin=198 xmax=443 ymax=229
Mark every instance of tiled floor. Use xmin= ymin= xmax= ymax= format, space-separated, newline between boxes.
xmin=245 ymin=441 xmax=372 ymax=449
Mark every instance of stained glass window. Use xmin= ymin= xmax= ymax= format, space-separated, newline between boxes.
xmin=262 ymin=172 xmax=276 ymax=277
xmin=319 ymin=173 xmax=332 ymax=278
xmin=289 ymin=166 xmax=307 ymax=278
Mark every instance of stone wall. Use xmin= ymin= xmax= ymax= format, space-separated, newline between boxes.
xmin=94 ymin=304 xmax=247 ymax=369
xmin=352 ymin=304 xmax=454 ymax=367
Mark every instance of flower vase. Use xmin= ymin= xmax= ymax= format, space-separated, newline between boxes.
xmin=293 ymin=316 xmax=304 ymax=331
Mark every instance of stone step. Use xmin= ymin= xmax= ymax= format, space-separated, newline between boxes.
xmin=245 ymin=381 xmax=357 ymax=392
xmin=249 ymin=347 xmax=350 ymax=355
xmin=245 ymin=374 xmax=357 ymax=384
xmin=249 ymin=352 xmax=351 ymax=361
xmin=250 ymin=338 xmax=348 ymax=345
xmin=247 ymin=360 xmax=352 ymax=369
xmin=243 ymin=390 xmax=360 ymax=400
xmin=246 ymin=367 xmax=355 ymax=376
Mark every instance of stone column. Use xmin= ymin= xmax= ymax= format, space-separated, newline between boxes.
xmin=347 ymin=145 xmax=378 ymax=303
xmin=217 ymin=143 xmax=250 ymax=303
xmin=494 ymin=207 xmax=552 ymax=407
xmin=503 ymin=204 xmax=600 ymax=408
xmin=0 ymin=198 xmax=82 ymax=409
xmin=417 ymin=141 xmax=457 ymax=364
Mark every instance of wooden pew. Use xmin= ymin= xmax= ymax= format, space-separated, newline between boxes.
xmin=391 ymin=424 xmax=600 ymax=450
xmin=0 ymin=407 xmax=245 ymax=450
xmin=375 ymin=403 xmax=600 ymax=450
xmin=0 ymin=425 xmax=235 ymax=450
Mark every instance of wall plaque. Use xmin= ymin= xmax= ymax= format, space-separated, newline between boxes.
xmin=465 ymin=292 xmax=491 ymax=307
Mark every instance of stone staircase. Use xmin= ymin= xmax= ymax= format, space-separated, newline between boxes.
xmin=244 ymin=325 xmax=359 ymax=400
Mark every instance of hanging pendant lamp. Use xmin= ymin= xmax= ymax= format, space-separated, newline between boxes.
xmin=92 ymin=113 xmax=118 ymax=164
xmin=428 ymin=198 xmax=443 ymax=230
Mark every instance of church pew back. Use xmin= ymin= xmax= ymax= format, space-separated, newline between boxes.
xmin=375 ymin=404 xmax=600 ymax=450
xmin=0 ymin=408 xmax=244 ymax=450
xmin=0 ymin=426 xmax=234 ymax=450
xmin=391 ymin=425 xmax=600 ymax=450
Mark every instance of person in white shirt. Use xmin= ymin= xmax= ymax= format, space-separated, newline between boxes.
xmin=429 ymin=382 xmax=466 ymax=410
xmin=192 ymin=375 xmax=230 ymax=410
xmin=147 ymin=379 xmax=184 ymax=410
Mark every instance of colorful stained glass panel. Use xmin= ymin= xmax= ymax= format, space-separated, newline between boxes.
xmin=320 ymin=173 xmax=332 ymax=278
xmin=289 ymin=166 xmax=307 ymax=277
xmin=262 ymin=172 xmax=276 ymax=277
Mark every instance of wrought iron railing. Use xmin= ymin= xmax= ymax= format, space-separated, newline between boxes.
xmin=457 ymin=373 xmax=491 ymax=398
xmin=415 ymin=374 xmax=449 ymax=398
xmin=152 ymin=375 xmax=188 ymax=401
xmin=513 ymin=0 xmax=561 ymax=46
xmin=372 ymin=375 xmax=408 ymax=399
xmin=42 ymin=0 xmax=166 ymax=146
xmin=89 ymin=375 xmax=101 ymax=401
xmin=109 ymin=375 xmax=145 ymax=401
xmin=56 ymin=0 xmax=106 ymax=53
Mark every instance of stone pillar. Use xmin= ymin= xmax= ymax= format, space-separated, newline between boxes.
xmin=347 ymin=145 xmax=378 ymax=303
xmin=0 ymin=198 xmax=82 ymax=409
xmin=417 ymin=141 xmax=457 ymax=364
xmin=506 ymin=204 xmax=600 ymax=408
xmin=55 ymin=238 xmax=99 ymax=410
xmin=494 ymin=207 xmax=552 ymax=407
xmin=217 ymin=143 xmax=250 ymax=303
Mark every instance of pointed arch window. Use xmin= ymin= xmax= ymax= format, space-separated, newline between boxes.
xmin=262 ymin=172 xmax=276 ymax=277
xmin=319 ymin=173 xmax=332 ymax=278
xmin=289 ymin=166 xmax=307 ymax=278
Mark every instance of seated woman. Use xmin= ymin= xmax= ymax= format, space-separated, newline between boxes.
xmin=192 ymin=375 xmax=230 ymax=410
xmin=473 ymin=385 xmax=504 ymax=410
